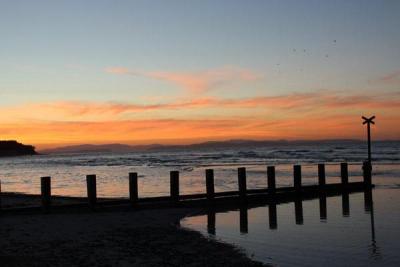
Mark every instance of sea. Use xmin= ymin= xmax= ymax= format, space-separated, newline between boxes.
xmin=1 ymin=140 xmax=399 ymax=266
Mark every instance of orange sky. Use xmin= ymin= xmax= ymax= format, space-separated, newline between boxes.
xmin=1 ymin=90 xmax=399 ymax=150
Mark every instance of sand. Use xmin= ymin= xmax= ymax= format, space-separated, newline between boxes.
xmin=0 ymin=192 xmax=87 ymax=209
xmin=0 ymin=194 xmax=267 ymax=267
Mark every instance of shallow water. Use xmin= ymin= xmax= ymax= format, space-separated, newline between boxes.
xmin=181 ymin=188 xmax=400 ymax=266
xmin=0 ymin=141 xmax=399 ymax=197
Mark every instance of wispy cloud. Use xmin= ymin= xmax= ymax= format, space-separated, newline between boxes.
xmin=8 ymin=91 xmax=398 ymax=118
xmin=105 ymin=66 xmax=260 ymax=93
xmin=375 ymin=70 xmax=400 ymax=84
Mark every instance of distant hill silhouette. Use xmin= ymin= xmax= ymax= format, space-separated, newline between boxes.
xmin=0 ymin=140 xmax=37 ymax=157
xmin=40 ymin=143 xmax=165 ymax=154
xmin=39 ymin=139 xmax=375 ymax=154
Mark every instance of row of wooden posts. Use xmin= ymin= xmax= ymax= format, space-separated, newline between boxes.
xmin=35 ymin=161 xmax=373 ymax=210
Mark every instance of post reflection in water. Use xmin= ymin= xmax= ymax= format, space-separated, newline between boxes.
xmin=364 ymin=189 xmax=373 ymax=213
xmin=364 ymin=189 xmax=381 ymax=260
xmin=268 ymin=202 xmax=277 ymax=230
xmin=204 ymin=188 xmax=380 ymax=260
xmin=240 ymin=205 xmax=248 ymax=234
xmin=319 ymin=193 xmax=327 ymax=221
xmin=184 ymin=186 xmax=393 ymax=267
xmin=207 ymin=208 xmax=216 ymax=235
xmin=294 ymin=198 xmax=304 ymax=225
xmin=342 ymin=192 xmax=350 ymax=217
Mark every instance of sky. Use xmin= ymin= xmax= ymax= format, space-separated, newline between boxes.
xmin=0 ymin=0 xmax=399 ymax=149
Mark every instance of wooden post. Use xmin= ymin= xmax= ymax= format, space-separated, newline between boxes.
xmin=363 ymin=161 xmax=372 ymax=186
xmin=267 ymin=166 xmax=276 ymax=194
xmin=129 ymin=172 xmax=138 ymax=205
xmin=341 ymin=163 xmax=348 ymax=186
xmin=41 ymin=176 xmax=51 ymax=210
xmin=170 ymin=171 xmax=179 ymax=202
xmin=294 ymin=165 xmax=302 ymax=192
xmin=86 ymin=174 xmax=97 ymax=208
xmin=238 ymin=167 xmax=247 ymax=201
xmin=205 ymin=169 xmax=215 ymax=201
xmin=318 ymin=163 xmax=326 ymax=187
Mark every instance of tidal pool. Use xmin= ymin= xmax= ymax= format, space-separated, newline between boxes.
xmin=181 ymin=188 xmax=400 ymax=266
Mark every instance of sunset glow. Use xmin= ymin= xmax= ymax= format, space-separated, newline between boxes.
xmin=1 ymin=1 xmax=399 ymax=149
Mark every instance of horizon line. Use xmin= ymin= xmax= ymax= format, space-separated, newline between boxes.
xmin=37 ymin=138 xmax=400 ymax=152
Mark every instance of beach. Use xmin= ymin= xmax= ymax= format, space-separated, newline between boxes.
xmin=1 ymin=142 xmax=399 ymax=266
xmin=2 ymin=1 xmax=399 ymax=266
xmin=0 ymin=194 xmax=266 ymax=267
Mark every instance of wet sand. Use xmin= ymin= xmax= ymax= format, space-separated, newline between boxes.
xmin=0 ymin=194 xmax=267 ymax=267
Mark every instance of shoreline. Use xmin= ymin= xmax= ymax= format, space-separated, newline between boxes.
xmin=0 ymin=193 xmax=267 ymax=267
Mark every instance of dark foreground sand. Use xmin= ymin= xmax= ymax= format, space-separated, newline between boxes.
xmin=0 ymin=195 xmax=267 ymax=267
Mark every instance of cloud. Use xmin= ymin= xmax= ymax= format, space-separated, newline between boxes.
xmin=32 ymin=91 xmax=400 ymax=115
xmin=375 ymin=70 xmax=400 ymax=84
xmin=2 ymin=91 xmax=399 ymax=124
xmin=105 ymin=66 xmax=260 ymax=93
xmin=317 ymin=93 xmax=400 ymax=109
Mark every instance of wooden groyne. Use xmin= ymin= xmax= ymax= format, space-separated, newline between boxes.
xmin=0 ymin=161 xmax=374 ymax=214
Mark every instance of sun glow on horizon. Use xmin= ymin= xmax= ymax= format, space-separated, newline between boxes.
xmin=1 ymin=1 xmax=399 ymax=148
